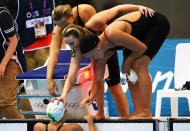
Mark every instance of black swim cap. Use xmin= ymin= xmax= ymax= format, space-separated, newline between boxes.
xmin=79 ymin=34 xmax=100 ymax=54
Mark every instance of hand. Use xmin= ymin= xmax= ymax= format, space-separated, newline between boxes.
xmin=47 ymin=78 xmax=58 ymax=96
xmin=121 ymin=59 xmax=131 ymax=75
xmin=50 ymin=95 xmax=67 ymax=107
xmin=0 ymin=64 xmax=6 ymax=79
xmin=139 ymin=6 xmax=155 ymax=17
xmin=80 ymin=97 xmax=93 ymax=107
xmin=126 ymin=69 xmax=138 ymax=84
xmin=84 ymin=115 xmax=95 ymax=121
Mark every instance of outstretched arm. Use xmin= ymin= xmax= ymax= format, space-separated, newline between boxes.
xmin=47 ymin=26 xmax=63 ymax=96
xmin=58 ymin=50 xmax=82 ymax=106
xmin=81 ymin=59 xmax=105 ymax=106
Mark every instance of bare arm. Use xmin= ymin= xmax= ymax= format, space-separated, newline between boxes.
xmin=85 ymin=4 xmax=154 ymax=32
xmin=80 ymin=59 xmax=106 ymax=107
xmin=105 ymin=26 xmax=147 ymax=74
xmin=107 ymin=4 xmax=148 ymax=15
xmin=60 ymin=50 xmax=82 ymax=106
xmin=107 ymin=29 xmax=147 ymax=55
xmin=46 ymin=25 xmax=63 ymax=96
xmin=0 ymin=35 xmax=17 ymax=78
xmin=90 ymin=60 xmax=106 ymax=100
xmin=84 ymin=115 xmax=96 ymax=131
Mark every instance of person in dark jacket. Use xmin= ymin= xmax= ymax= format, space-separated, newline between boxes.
xmin=0 ymin=0 xmax=26 ymax=119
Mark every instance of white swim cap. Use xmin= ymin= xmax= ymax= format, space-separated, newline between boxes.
xmin=124 ymin=69 xmax=138 ymax=84
xmin=46 ymin=100 xmax=65 ymax=122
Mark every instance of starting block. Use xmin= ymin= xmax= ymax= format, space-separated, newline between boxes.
xmin=16 ymin=50 xmax=99 ymax=119
xmin=155 ymin=89 xmax=190 ymax=118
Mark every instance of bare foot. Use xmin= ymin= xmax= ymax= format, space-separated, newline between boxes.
xmin=95 ymin=112 xmax=106 ymax=120
xmin=119 ymin=112 xmax=137 ymax=120
xmin=119 ymin=116 xmax=129 ymax=120
xmin=84 ymin=115 xmax=95 ymax=121
xmin=128 ymin=114 xmax=152 ymax=119
xmin=120 ymin=113 xmax=152 ymax=120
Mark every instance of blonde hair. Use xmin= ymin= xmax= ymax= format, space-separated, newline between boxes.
xmin=62 ymin=24 xmax=92 ymax=39
xmin=52 ymin=4 xmax=72 ymax=21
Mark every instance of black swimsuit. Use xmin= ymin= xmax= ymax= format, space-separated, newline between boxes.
xmin=77 ymin=6 xmax=85 ymax=27
xmin=106 ymin=12 xmax=170 ymax=59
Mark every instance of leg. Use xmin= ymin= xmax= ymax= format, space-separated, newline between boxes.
xmin=0 ymin=60 xmax=24 ymax=119
xmin=125 ymin=14 xmax=170 ymax=119
xmin=2 ymin=104 xmax=24 ymax=119
xmin=109 ymin=83 xmax=129 ymax=117
xmin=94 ymin=81 xmax=105 ymax=120
xmin=106 ymin=53 xmax=129 ymax=118
xmin=128 ymin=56 xmax=152 ymax=119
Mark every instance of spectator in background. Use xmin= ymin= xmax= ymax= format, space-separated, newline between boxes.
xmin=5 ymin=0 xmax=36 ymax=119
xmin=6 ymin=0 xmax=18 ymax=19
xmin=0 ymin=0 xmax=26 ymax=119
xmin=17 ymin=0 xmax=55 ymax=71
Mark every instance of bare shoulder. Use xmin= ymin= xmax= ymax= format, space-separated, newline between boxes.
xmin=78 ymin=4 xmax=96 ymax=23
xmin=61 ymin=123 xmax=84 ymax=131
xmin=79 ymin=4 xmax=96 ymax=13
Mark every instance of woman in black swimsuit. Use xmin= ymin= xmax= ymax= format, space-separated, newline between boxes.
xmin=62 ymin=5 xmax=169 ymax=119
xmin=79 ymin=10 xmax=170 ymax=119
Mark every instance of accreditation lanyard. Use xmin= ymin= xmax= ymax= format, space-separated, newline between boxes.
xmin=28 ymin=0 xmax=47 ymax=39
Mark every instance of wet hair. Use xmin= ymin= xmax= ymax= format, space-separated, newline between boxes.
xmin=79 ymin=33 xmax=100 ymax=54
xmin=52 ymin=4 xmax=72 ymax=21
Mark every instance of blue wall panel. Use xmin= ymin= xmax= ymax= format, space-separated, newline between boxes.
xmin=106 ymin=39 xmax=190 ymax=116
